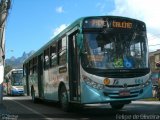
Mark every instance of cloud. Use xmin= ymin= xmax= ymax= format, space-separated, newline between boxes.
xmin=96 ymin=2 xmax=106 ymax=14
xmin=148 ymin=33 xmax=160 ymax=52
xmin=109 ymin=0 xmax=160 ymax=51
xmin=51 ymin=24 xmax=68 ymax=38
xmin=110 ymin=0 xmax=160 ymax=31
xmin=56 ymin=6 xmax=64 ymax=13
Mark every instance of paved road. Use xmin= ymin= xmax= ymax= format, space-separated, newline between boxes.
xmin=1 ymin=96 xmax=160 ymax=120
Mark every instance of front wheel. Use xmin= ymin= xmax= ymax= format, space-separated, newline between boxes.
xmin=59 ymin=85 xmax=70 ymax=112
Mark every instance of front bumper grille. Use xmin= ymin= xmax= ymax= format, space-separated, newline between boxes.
xmin=103 ymin=87 xmax=143 ymax=99
xmin=105 ymin=84 xmax=140 ymax=88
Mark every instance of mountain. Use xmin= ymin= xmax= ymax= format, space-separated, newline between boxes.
xmin=5 ymin=50 xmax=35 ymax=69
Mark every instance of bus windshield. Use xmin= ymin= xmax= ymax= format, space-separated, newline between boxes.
xmin=12 ymin=73 xmax=23 ymax=86
xmin=82 ymin=31 xmax=148 ymax=69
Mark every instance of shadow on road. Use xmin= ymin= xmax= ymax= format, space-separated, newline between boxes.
xmin=2 ymin=96 xmax=160 ymax=120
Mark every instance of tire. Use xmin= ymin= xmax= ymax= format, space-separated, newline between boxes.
xmin=59 ymin=85 xmax=70 ymax=112
xmin=110 ymin=103 xmax=124 ymax=110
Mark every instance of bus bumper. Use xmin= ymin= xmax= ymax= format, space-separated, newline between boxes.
xmin=81 ymin=82 xmax=152 ymax=104
xmin=11 ymin=90 xmax=24 ymax=95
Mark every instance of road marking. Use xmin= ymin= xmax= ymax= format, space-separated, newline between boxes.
xmin=5 ymin=97 xmax=54 ymax=120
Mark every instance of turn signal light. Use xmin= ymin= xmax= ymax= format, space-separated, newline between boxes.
xmin=103 ymin=78 xmax=110 ymax=85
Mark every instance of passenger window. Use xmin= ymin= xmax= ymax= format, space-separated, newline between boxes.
xmin=33 ymin=57 xmax=37 ymax=73
xmin=58 ymin=36 xmax=67 ymax=65
xmin=29 ymin=60 xmax=32 ymax=75
xmin=44 ymin=48 xmax=50 ymax=69
xmin=50 ymin=43 xmax=57 ymax=67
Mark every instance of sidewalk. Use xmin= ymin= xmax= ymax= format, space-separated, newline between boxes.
xmin=132 ymin=100 xmax=160 ymax=105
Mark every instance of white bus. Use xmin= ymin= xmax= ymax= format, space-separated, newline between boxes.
xmin=5 ymin=69 xmax=24 ymax=96
xmin=23 ymin=16 xmax=152 ymax=111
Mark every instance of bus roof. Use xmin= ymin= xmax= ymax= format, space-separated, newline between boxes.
xmin=23 ymin=15 xmax=145 ymax=64
xmin=8 ymin=69 xmax=23 ymax=73
xmin=5 ymin=69 xmax=23 ymax=78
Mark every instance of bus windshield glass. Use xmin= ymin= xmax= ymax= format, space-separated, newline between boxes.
xmin=12 ymin=73 xmax=23 ymax=86
xmin=82 ymin=31 xmax=148 ymax=69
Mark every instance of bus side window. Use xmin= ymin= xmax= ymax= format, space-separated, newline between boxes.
xmin=29 ymin=60 xmax=32 ymax=75
xmin=33 ymin=57 xmax=37 ymax=73
xmin=58 ymin=36 xmax=67 ymax=65
xmin=23 ymin=64 xmax=26 ymax=76
xmin=44 ymin=48 xmax=50 ymax=69
xmin=50 ymin=43 xmax=57 ymax=67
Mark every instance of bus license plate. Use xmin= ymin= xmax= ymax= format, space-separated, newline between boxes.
xmin=119 ymin=90 xmax=130 ymax=96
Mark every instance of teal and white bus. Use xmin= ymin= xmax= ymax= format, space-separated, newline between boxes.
xmin=5 ymin=69 xmax=24 ymax=96
xmin=23 ymin=16 xmax=152 ymax=111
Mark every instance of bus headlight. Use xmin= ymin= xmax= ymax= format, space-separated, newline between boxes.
xmin=83 ymin=75 xmax=104 ymax=90
xmin=141 ymin=79 xmax=151 ymax=87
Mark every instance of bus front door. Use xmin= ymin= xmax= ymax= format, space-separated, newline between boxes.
xmin=68 ymin=31 xmax=80 ymax=102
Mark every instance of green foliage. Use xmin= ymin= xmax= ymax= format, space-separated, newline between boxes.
xmin=4 ymin=65 xmax=12 ymax=76
xmin=4 ymin=65 xmax=12 ymax=82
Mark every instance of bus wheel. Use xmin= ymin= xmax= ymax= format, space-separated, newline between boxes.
xmin=110 ymin=103 xmax=124 ymax=110
xmin=59 ymin=85 xmax=70 ymax=112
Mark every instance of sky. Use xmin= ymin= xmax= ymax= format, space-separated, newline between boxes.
xmin=5 ymin=0 xmax=160 ymax=59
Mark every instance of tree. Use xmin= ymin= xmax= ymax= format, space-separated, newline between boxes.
xmin=4 ymin=65 xmax=12 ymax=76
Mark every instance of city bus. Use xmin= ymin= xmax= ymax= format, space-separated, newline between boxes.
xmin=23 ymin=16 xmax=152 ymax=111
xmin=5 ymin=69 xmax=24 ymax=96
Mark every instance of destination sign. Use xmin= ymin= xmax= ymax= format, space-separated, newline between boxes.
xmin=112 ymin=21 xmax=132 ymax=29
xmin=83 ymin=19 xmax=105 ymax=28
xmin=83 ymin=18 xmax=134 ymax=29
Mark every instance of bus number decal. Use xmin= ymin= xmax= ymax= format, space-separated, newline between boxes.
xmin=59 ymin=66 xmax=67 ymax=73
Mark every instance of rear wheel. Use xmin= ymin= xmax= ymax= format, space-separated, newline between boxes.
xmin=59 ymin=85 xmax=71 ymax=112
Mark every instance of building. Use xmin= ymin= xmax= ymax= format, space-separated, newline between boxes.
xmin=0 ymin=0 xmax=11 ymax=103
xmin=149 ymin=49 xmax=160 ymax=85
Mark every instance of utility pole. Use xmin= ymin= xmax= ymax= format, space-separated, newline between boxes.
xmin=0 ymin=0 xmax=11 ymax=103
